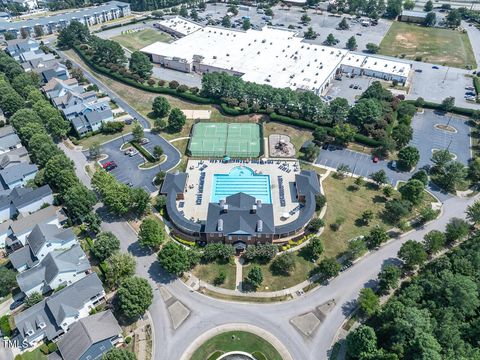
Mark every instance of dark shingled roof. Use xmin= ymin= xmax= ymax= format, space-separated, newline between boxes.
xmin=57 ymin=311 xmax=121 ymax=360
xmin=160 ymin=172 xmax=188 ymax=195
xmin=205 ymin=193 xmax=274 ymax=235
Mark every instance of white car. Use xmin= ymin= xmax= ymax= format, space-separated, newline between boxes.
xmin=129 ymin=150 xmax=139 ymax=157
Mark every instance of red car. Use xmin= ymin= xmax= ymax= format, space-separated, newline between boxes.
xmin=372 ymin=156 xmax=379 ymax=163
xmin=103 ymin=161 xmax=117 ymax=171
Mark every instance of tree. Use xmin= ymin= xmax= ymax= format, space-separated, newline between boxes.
xmin=0 ymin=90 xmax=24 ymax=117
xmin=445 ymin=217 xmax=469 ymax=244
xmin=361 ymin=209 xmax=374 ymax=225
xmin=302 ymin=237 xmax=323 ymax=261
xmin=63 ymin=184 xmax=97 ymax=222
xmin=222 ymin=15 xmax=231 ymax=28
xmin=385 ymin=0 xmax=402 ymax=18
xmin=424 ymin=0 xmax=433 ymax=11
xmin=431 ymin=149 xmax=453 ymax=173
xmin=270 ymin=253 xmax=296 ymax=276
xmin=347 ymin=238 xmax=368 ymax=260
xmin=317 ymin=257 xmax=340 ymax=279
xmin=346 ymin=325 xmax=378 ymax=359
xmin=103 ymin=348 xmax=136 ymax=360
xmin=411 ymin=170 xmax=429 ymax=186
xmin=168 ymin=108 xmax=186 ymax=133
xmin=378 ymin=264 xmax=401 ymax=293
xmin=467 ymin=200 xmax=480 ymax=225
xmin=397 ymin=146 xmax=420 ymax=171
xmin=308 ymin=218 xmax=324 ymax=232
xmin=468 ymin=157 xmax=480 ymax=183
xmin=338 ymin=17 xmax=349 ymax=30
xmin=403 ymin=0 xmax=414 ymax=9
xmin=202 ymin=243 xmax=234 ymax=263
xmin=243 ymin=244 xmax=278 ymax=263
xmin=446 ymin=8 xmax=461 ymax=27
xmin=392 ymin=124 xmax=413 ymax=149
xmin=57 ymin=20 xmax=90 ymax=48
xmin=332 ymin=123 xmax=356 ymax=144
xmin=347 ymin=98 xmax=383 ymax=131
xmin=424 ymin=11 xmax=436 ymax=26
xmin=89 ymin=142 xmax=102 ymax=160
xmin=264 ymin=7 xmax=274 ymax=16
xmin=116 ymin=276 xmax=153 ymax=319
xmin=32 ymin=100 xmax=70 ymax=140
xmin=44 ymin=154 xmax=76 ymax=193
xmin=436 ymin=161 xmax=467 ymax=192
xmin=153 ymin=170 xmax=166 ymax=187
xmin=441 ymin=96 xmax=455 ymax=112
xmin=153 ymin=145 xmax=163 ymax=160
xmin=399 ymin=179 xmax=424 ymax=205
xmin=365 ymin=226 xmax=388 ymax=249
xmin=301 ymin=14 xmax=311 ymax=24
xmin=303 ymin=27 xmax=317 ymax=39
xmin=93 ymin=232 xmax=120 ymax=261
xmin=105 ymin=252 xmax=136 ymax=288
xmin=423 ymin=230 xmax=446 ymax=255
xmin=358 ymin=288 xmax=380 ymax=317
xmin=246 ymin=265 xmax=263 ymax=289
xmin=190 ymin=8 xmax=199 ymax=21
xmin=138 ymin=218 xmax=164 ymax=249
xmin=369 ymin=169 xmax=388 ymax=187
xmin=132 ymin=124 xmax=144 ymax=143
xmin=328 ymin=97 xmax=350 ymax=125
xmin=241 ymin=18 xmax=251 ymax=30
xmin=24 ymin=292 xmax=43 ymax=309
xmin=398 ymin=240 xmax=427 ymax=270
xmin=346 ymin=36 xmax=357 ymax=51
xmin=158 ymin=242 xmax=198 ymax=276
xmin=90 ymin=36 xmax=126 ymax=66
xmin=0 ymin=267 xmax=17 ymax=297
xmin=152 ymin=96 xmax=170 ymax=118
xmin=129 ymin=51 xmax=153 ymax=79
xmin=315 ymin=194 xmax=326 ymax=211
xmin=325 ymin=33 xmax=338 ymax=46
xmin=366 ymin=43 xmax=380 ymax=54
xmin=384 ymin=199 xmax=411 ymax=224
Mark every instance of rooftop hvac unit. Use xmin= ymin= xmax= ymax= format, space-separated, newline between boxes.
xmin=256 ymin=200 xmax=262 ymax=208
xmin=223 ymin=204 xmax=229 ymax=213
xmin=251 ymin=205 xmax=257 ymax=213
xmin=257 ymin=220 xmax=263 ymax=232
xmin=220 ymin=199 xmax=225 ymax=206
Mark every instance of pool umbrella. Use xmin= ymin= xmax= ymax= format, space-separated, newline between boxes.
xmin=223 ymin=156 xmax=231 ymax=161
xmin=282 ymin=212 xmax=291 ymax=219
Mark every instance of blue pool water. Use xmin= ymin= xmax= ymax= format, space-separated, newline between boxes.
xmin=211 ymin=166 xmax=272 ymax=204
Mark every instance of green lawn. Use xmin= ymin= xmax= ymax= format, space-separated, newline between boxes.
xmin=112 ymin=28 xmax=173 ymax=51
xmin=255 ymin=252 xmax=316 ymax=292
xmin=16 ymin=349 xmax=46 ymax=360
xmin=379 ymin=21 xmax=477 ymax=68
xmin=77 ymin=124 xmax=134 ymax=148
xmin=190 ymin=331 xmax=282 ymax=360
xmin=192 ymin=261 xmax=237 ymax=290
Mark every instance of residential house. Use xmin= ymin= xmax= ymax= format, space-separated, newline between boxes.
xmin=17 ymin=50 xmax=56 ymax=64
xmin=37 ymin=63 xmax=70 ymax=84
xmin=0 ymin=125 xmax=22 ymax=155
xmin=0 ymin=205 xmax=66 ymax=249
xmin=52 ymin=90 xmax=108 ymax=120
xmin=54 ymin=310 xmax=122 ymax=360
xmin=0 ymin=185 xmax=53 ymax=224
xmin=0 ymin=163 xmax=38 ymax=189
xmin=71 ymin=109 xmax=114 ymax=137
xmin=14 ymin=273 xmax=105 ymax=346
xmin=5 ymin=38 xmax=40 ymax=60
xmin=21 ymin=58 xmax=58 ymax=72
xmin=17 ymin=244 xmax=90 ymax=297
xmin=42 ymin=78 xmax=84 ymax=99
xmin=0 ymin=147 xmax=31 ymax=170
xmin=2 ymin=0 xmax=38 ymax=10
xmin=9 ymin=223 xmax=76 ymax=272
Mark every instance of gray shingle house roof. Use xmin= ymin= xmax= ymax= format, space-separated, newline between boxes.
xmin=14 ymin=273 xmax=105 ymax=344
xmin=17 ymin=244 xmax=90 ymax=295
xmin=0 ymin=125 xmax=21 ymax=152
xmin=0 ymin=163 xmax=38 ymax=189
xmin=0 ymin=146 xmax=30 ymax=170
xmin=28 ymin=224 xmax=75 ymax=256
xmin=10 ymin=206 xmax=66 ymax=236
xmin=9 ymin=244 xmax=37 ymax=270
xmin=56 ymin=310 xmax=121 ymax=360
xmin=0 ymin=185 xmax=52 ymax=212
xmin=205 ymin=193 xmax=275 ymax=235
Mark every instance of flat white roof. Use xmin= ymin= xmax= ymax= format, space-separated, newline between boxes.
xmin=142 ymin=25 xmax=348 ymax=92
xmin=340 ymin=53 xmax=366 ymax=68
xmin=361 ymin=56 xmax=410 ymax=76
xmin=156 ymin=16 xmax=202 ymax=36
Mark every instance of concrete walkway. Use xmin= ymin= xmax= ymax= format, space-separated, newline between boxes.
xmin=234 ymin=257 xmax=243 ymax=292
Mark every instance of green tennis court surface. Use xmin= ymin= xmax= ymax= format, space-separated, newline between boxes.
xmin=188 ymin=123 xmax=261 ymax=158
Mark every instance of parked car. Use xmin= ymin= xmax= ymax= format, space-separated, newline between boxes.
xmin=415 ymin=69 xmax=423 ymax=73
xmin=10 ymin=299 xmax=23 ymax=310
xmin=103 ymin=161 xmax=117 ymax=171
xmin=372 ymin=156 xmax=379 ymax=163
xmin=432 ymin=66 xmax=439 ymax=69
xmin=129 ymin=150 xmax=139 ymax=157
xmin=124 ymin=148 xmax=133 ymax=155
xmin=388 ymin=160 xmax=397 ymax=170
xmin=140 ymin=138 xmax=150 ymax=145
xmin=124 ymin=118 xmax=133 ymax=125
xmin=465 ymin=86 xmax=475 ymax=91
xmin=465 ymin=91 xmax=476 ymax=96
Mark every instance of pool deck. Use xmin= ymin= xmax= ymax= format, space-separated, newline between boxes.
xmin=179 ymin=159 xmax=302 ymax=226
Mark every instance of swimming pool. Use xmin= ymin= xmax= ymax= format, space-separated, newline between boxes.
xmin=211 ymin=166 xmax=272 ymax=204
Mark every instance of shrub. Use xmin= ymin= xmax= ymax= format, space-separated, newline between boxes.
xmin=168 ymin=80 xmax=179 ymax=89
xmin=125 ymin=336 xmax=132 ymax=344
xmin=47 ymin=343 xmax=58 ymax=353
xmin=101 ymin=121 xmax=125 ymax=134
xmin=0 ymin=315 xmax=12 ymax=337
xmin=39 ymin=344 xmax=49 ymax=355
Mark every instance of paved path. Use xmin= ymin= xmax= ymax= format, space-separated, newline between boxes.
xmin=0 ymin=297 xmax=13 ymax=317
xmin=234 ymin=257 xmax=243 ymax=292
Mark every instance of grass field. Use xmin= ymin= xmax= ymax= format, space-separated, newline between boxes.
xmin=112 ymin=28 xmax=173 ymax=52
xmin=379 ymin=22 xmax=477 ymax=68
xmin=190 ymin=331 xmax=282 ymax=360
xmin=192 ymin=261 xmax=237 ymax=290
xmin=77 ymin=123 xmax=134 ymax=148
xmin=16 ymin=349 xmax=46 ymax=360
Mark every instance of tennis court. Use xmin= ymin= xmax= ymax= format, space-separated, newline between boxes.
xmin=188 ymin=122 xmax=262 ymax=158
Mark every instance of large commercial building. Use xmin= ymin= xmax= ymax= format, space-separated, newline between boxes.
xmin=142 ymin=17 xmax=412 ymax=95
xmin=0 ymin=1 xmax=131 ymax=38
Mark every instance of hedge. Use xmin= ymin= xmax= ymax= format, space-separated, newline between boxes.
xmin=353 ymin=133 xmax=381 ymax=147
xmin=269 ymin=113 xmax=318 ymax=130
xmin=474 ymin=76 xmax=480 ymax=96
xmin=130 ymin=141 xmax=156 ymax=163
xmin=0 ymin=315 xmax=11 ymax=337
xmin=405 ymin=100 xmax=478 ymax=117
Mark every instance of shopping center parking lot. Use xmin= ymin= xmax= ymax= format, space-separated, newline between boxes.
xmin=95 ymin=132 xmax=180 ymax=193
xmin=316 ymin=110 xmax=471 ymax=199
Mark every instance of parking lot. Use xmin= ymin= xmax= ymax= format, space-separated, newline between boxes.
xmin=316 ymin=110 xmax=472 ymax=200
xmin=96 ymin=131 xmax=180 ymax=193
xmin=326 ymin=75 xmax=374 ymax=104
